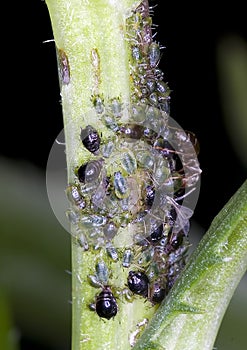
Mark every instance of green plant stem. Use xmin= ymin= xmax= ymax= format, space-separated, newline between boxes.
xmin=133 ymin=179 xmax=247 ymax=350
xmin=44 ymin=1 xmax=247 ymax=350
xmin=0 ymin=292 xmax=19 ymax=350
xmin=45 ymin=1 xmax=156 ymax=349
xmin=45 ymin=0 xmax=141 ymax=169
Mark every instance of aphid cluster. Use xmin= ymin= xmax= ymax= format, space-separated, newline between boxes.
xmin=126 ymin=2 xmax=170 ymax=113
xmin=65 ymin=0 xmax=201 ymax=319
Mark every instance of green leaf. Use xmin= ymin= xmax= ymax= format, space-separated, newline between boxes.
xmin=0 ymin=292 xmax=19 ymax=350
xmin=0 ymin=158 xmax=71 ymax=349
xmin=217 ymin=36 xmax=247 ymax=169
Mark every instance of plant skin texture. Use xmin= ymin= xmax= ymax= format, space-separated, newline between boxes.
xmin=44 ymin=1 xmax=247 ymax=350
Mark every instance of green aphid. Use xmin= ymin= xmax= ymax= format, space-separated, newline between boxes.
xmin=153 ymin=159 xmax=171 ymax=185
xmin=91 ymin=94 xmax=104 ymax=114
xmin=132 ymin=46 xmax=142 ymax=62
xmin=148 ymin=42 xmax=161 ymax=68
xmin=102 ymin=114 xmax=119 ymax=132
xmin=95 ymin=261 xmax=109 ymax=285
xmin=121 ymin=151 xmax=137 ymax=174
xmin=136 ymin=151 xmax=155 ymax=169
xmin=109 ymin=97 xmax=122 ymax=118
xmin=113 ymin=171 xmax=129 ymax=199
xmin=101 ymin=140 xmax=115 ymax=158
xmin=80 ymin=214 xmax=107 ymax=227
xmin=122 ymin=249 xmax=133 ymax=268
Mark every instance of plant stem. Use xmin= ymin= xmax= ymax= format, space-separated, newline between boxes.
xmin=133 ymin=179 xmax=247 ymax=350
xmin=44 ymin=2 xmax=246 ymax=350
xmin=45 ymin=1 xmax=157 ymax=349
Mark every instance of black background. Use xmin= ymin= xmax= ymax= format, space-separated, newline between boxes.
xmin=2 ymin=1 xmax=246 ymax=349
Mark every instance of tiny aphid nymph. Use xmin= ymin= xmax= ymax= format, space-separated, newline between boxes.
xmin=57 ymin=48 xmax=70 ymax=85
xmin=122 ymin=249 xmax=132 ymax=268
xmin=95 ymin=261 xmax=109 ymax=285
xmin=113 ymin=171 xmax=129 ymax=199
xmin=66 ymin=184 xmax=86 ymax=210
xmin=148 ymin=42 xmax=160 ymax=68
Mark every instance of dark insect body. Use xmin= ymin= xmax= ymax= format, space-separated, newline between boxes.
xmin=147 ymin=224 xmax=164 ymax=244
xmin=127 ymin=271 xmax=149 ymax=297
xmin=95 ymin=286 xmax=118 ymax=320
xmin=80 ymin=125 xmax=100 ymax=153
xmin=145 ymin=184 xmax=155 ymax=208
xmin=77 ymin=159 xmax=103 ymax=183
xmin=149 ymin=281 xmax=166 ymax=304
xmin=119 ymin=124 xmax=144 ymax=139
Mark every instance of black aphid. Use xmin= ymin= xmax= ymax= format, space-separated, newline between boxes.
xmin=145 ymin=184 xmax=155 ymax=208
xmin=95 ymin=286 xmax=118 ymax=320
xmin=119 ymin=124 xmax=144 ymax=139
xmin=80 ymin=125 xmax=100 ymax=153
xmin=149 ymin=281 xmax=166 ymax=304
xmin=148 ymin=224 xmax=164 ymax=244
xmin=77 ymin=159 xmax=103 ymax=183
xmin=153 ymin=138 xmax=182 ymax=172
xmin=127 ymin=271 xmax=149 ymax=297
